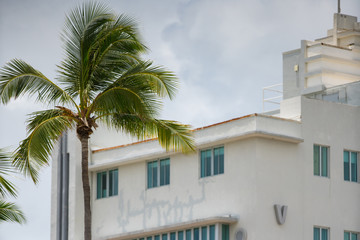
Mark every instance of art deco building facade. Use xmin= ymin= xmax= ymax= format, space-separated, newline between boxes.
xmin=51 ymin=12 xmax=360 ymax=240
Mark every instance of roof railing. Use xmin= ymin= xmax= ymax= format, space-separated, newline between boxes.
xmin=262 ymin=83 xmax=283 ymax=112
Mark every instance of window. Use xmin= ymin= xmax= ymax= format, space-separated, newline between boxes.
xmin=96 ymin=169 xmax=118 ymax=199
xmin=200 ymin=146 xmax=224 ymax=178
xmin=131 ymin=224 xmax=224 ymax=240
xmin=221 ymin=225 xmax=229 ymax=240
xmin=345 ymin=231 xmax=358 ymax=240
xmin=344 ymin=150 xmax=358 ymax=182
xmin=314 ymin=145 xmax=329 ymax=177
xmin=314 ymin=227 xmax=329 ymax=240
xmin=147 ymin=158 xmax=170 ymax=189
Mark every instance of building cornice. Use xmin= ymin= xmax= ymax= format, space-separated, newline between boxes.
xmin=89 ymin=114 xmax=303 ymax=172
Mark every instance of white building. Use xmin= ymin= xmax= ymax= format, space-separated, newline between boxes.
xmin=51 ymin=12 xmax=360 ymax=240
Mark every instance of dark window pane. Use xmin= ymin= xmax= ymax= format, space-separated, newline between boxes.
xmin=201 ymin=151 xmax=206 ymax=177
xmin=214 ymin=147 xmax=224 ymax=175
xmin=321 ymin=147 xmax=328 ymax=177
xmin=155 ymin=236 xmax=160 ymax=240
xmin=170 ymin=232 xmax=176 ymax=240
xmin=201 ymin=226 xmax=207 ymax=240
xmin=209 ymin=225 xmax=215 ymax=240
xmin=160 ymin=158 xmax=170 ymax=186
xmin=186 ymin=229 xmax=192 ymax=240
xmin=345 ymin=232 xmax=350 ymax=240
xmin=162 ymin=234 xmax=168 ymax=240
xmin=314 ymin=145 xmax=320 ymax=176
xmin=351 ymin=233 xmax=357 ymax=240
xmin=97 ymin=172 xmax=102 ymax=199
xmin=222 ymin=224 xmax=229 ymax=240
xmin=193 ymin=228 xmax=199 ymax=240
xmin=178 ymin=231 xmax=184 ymax=240
xmin=351 ymin=152 xmax=357 ymax=182
xmin=148 ymin=161 xmax=158 ymax=188
xmin=321 ymin=228 xmax=328 ymax=240
xmin=147 ymin=237 xmax=153 ymax=240
xmin=205 ymin=150 xmax=212 ymax=176
xmin=314 ymin=227 xmax=320 ymax=240
xmin=344 ymin=151 xmax=350 ymax=181
xmin=102 ymin=172 xmax=107 ymax=198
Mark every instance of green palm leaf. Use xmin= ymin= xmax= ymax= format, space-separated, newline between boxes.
xmin=0 ymin=59 xmax=74 ymax=106
xmin=13 ymin=111 xmax=74 ymax=183
xmin=0 ymin=200 xmax=26 ymax=224
xmin=102 ymin=113 xmax=194 ymax=153
xmin=0 ymin=149 xmax=17 ymax=198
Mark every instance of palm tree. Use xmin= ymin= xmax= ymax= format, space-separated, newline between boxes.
xmin=0 ymin=2 xmax=194 ymax=239
xmin=0 ymin=149 xmax=26 ymax=224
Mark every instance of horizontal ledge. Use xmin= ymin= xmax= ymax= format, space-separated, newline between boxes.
xmin=88 ymin=130 xmax=303 ymax=172
xmin=101 ymin=216 xmax=238 ymax=240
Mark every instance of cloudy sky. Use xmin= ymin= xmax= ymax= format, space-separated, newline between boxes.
xmin=0 ymin=0 xmax=359 ymax=239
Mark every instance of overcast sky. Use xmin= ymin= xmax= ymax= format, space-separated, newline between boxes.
xmin=0 ymin=0 xmax=359 ymax=239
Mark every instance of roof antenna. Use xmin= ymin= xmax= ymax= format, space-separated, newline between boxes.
xmin=338 ymin=0 xmax=341 ymax=13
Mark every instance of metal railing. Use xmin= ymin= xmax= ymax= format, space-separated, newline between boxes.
xmin=262 ymin=83 xmax=283 ymax=112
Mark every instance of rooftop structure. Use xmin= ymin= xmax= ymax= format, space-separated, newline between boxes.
xmin=51 ymin=12 xmax=360 ymax=240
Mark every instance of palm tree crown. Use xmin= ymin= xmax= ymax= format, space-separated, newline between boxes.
xmin=0 ymin=2 xmax=194 ymax=239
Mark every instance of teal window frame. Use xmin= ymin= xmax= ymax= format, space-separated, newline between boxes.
xmin=201 ymin=146 xmax=224 ymax=178
xmin=147 ymin=158 xmax=170 ymax=189
xmin=221 ymin=224 xmax=229 ymax=240
xmin=344 ymin=231 xmax=358 ymax=240
xmin=344 ymin=150 xmax=358 ymax=182
xmin=314 ymin=227 xmax=329 ymax=240
xmin=96 ymin=169 xmax=118 ymax=199
xmin=178 ymin=231 xmax=184 ymax=240
xmin=314 ymin=145 xmax=329 ymax=177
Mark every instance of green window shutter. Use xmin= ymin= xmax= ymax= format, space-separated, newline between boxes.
xmin=351 ymin=233 xmax=357 ymax=240
xmin=109 ymin=169 xmax=118 ymax=196
xmin=178 ymin=231 xmax=184 ymax=240
xmin=321 ymin=147 xmax=328 ymax=177
xmin=214 ymin=147 xmax=224 ymax=175
xmin=147 ymin=161 xmax=158 ymax=188
xmin=186 ymin=229 xmax=192 ymax=240
xmin=201 ymin=151 xmax=206 ymax=178
xmin=321 ymin=228 xmax=328 ymax=240
xmin=201 ymin=226 xmax=207 ymax=240
xmin=162 ymin=233 xmax=168 ymax=240
xmin=344 ymin=151 xmax=350 ymax=181
xmin=314 ymin=145 xmax=320 ymax=176
xmin=97 ymin=172 xmax=102 ymax=199
xmin=193 ymin=228 xmax=199 ymax=240
xmin=209 ymin=225 xmax=215 ymax=240
xmin=101 ymin=172 xmax=107 ymax=198
xmin=160 ymin=158 xmax=170 ymax=186
xmin=205 ymin=150 xmax=212 ymax=176
xmin=222 ymin=224 xmax=229 ymax=240
xmin=314 ymin=227 xmax=320 ymax=240
xmin=351 ymin=152 xmax=357 ymax=182
xmin=345 ymin=232 xmax=350 ymax=240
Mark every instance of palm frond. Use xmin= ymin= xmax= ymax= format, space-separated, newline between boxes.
xmin=0 ymin=200 xmax=26 ymax=224
xmin=0 ymin=149 xmax=17 ymax=198
xmin=13 ymin=112 xmax=73 ymax=183
xmin=91 ymin=86 xmax=161 ymax=118
xmin=110 ymin=61 xmax=178 ymax=99
xmin=59 ymin=1 xmax=112 ymax=102
xmin=101 ymin=113 xmax=194 ymax=153
xmin=0 ymin=59 xmax=74 ymax=106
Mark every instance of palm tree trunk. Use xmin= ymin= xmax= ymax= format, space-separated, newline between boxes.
xmin=80 ymin=136 xmax=91 ymax=240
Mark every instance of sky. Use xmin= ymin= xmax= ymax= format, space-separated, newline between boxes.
xmin=0 ymin=0 xmax=359 ymax=239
